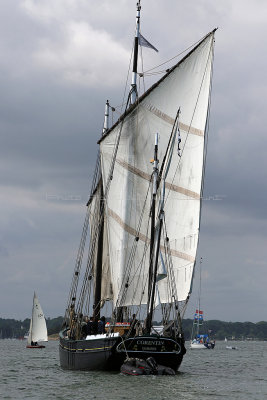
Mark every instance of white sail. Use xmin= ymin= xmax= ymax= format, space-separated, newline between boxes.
xmin=31 ymin=292 xmax=48 ymax=342
xmin=100 ymin=31 xmax=214 ymax=307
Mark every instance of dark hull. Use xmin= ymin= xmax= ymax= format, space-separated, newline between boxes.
xmin=113 ymin=335 xmax=186 ymax=371
xmin=59 ymin=332 xmax=186 ymax=371
xmin=26 ymin=345 xmax=45 ymax=348
xmin=59 ymin=332 xmax=120 ymax=370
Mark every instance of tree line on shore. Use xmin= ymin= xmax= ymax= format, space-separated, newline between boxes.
xmin=1 ymin=317 xmax=267 ymax=340
xmin=0 ymin=317 xmax=64 ymax=339
xmin=182 ymin=319 xmax=267 ymax=340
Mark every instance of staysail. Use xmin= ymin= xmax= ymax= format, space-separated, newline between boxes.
xmin=99 ymin=31 xmax=215 ymax=308
xmin=31 ymin=292 xmax=48 ymax=343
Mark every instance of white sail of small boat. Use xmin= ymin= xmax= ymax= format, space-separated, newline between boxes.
xmin=26 ymin=292 xmax=48 ymax=348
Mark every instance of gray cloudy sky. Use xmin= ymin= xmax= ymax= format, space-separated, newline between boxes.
xmin=0 ymin=0 xmax=266 ymax=322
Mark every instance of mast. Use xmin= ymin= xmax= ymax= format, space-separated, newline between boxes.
xmin=146 ymin=133 xmax=160 ymax=333
xmin=197 ymin=257 xmax=203 ymax=335
xmin=147 ymin=133 xmax=159 ymax=320
xmin=92 ymin=181 xmax=104 ymax=322
xmin=146 ymin=115 xmax=178 ymax=333
xmin=130 ymin=1 xmax=141 ymax=104
xmin=147 ymin=201 xmax=164 ymax=333
xmin=103 ymin=100 xmax=110 ymax=135
xmin=93 ymin=101 xmax=110 ymax=322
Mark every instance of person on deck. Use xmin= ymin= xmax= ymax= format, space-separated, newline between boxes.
xmin=86 ymin=317 xmax=93 ymax=335
xmin=69 ymin=304 xmax=76 ymax=339
xmin=135 ymin=321 xmax=143 ymax=336
xmin=81 ymin=316 xmax=88 ymax=338
xmin=91 ymin=318 xmax=98 ymax=335
xmin=129 ymin=314 xmax=137 ymax=336
xmin=98 ymin=316 xmax=106 ymax=334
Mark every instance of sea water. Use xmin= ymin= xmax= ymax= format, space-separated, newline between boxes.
xmin=0 ymin=339 xmax=266 ymax=399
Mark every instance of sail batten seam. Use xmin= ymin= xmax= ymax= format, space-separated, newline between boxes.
xmin=116 ymin=158 xmax=200 ymax=199
xmin=108 ymin=208 xmax=194 ymax=262
xmin=142 ymin=103 xmax=204 ymax=137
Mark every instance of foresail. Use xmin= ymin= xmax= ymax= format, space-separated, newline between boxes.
xmin=31 ymin=292 xmax=48 ymax=343
xmin=100 ymin=31 xmax=215 ymax=306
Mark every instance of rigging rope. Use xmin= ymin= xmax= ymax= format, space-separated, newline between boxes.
xmin=163 ymin=38 xmax=214 ymax=209
xmin=65 ymin=149 xmax=102 ymax=315
xmin=115 ymin=177 xmax=152 ymax=308
xmin=140 ymin=33 xmax=210 ymax=76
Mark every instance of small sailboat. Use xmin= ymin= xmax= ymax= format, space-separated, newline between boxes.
xmin=190 ymin=258 xmax=215 ymax=349
xmin=59 ymin=1 xmax=216 ymax=371
xmin=26 ymin=292 xmax=48 ymax=348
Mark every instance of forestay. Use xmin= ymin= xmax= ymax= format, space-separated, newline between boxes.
xmin=99 ymin=31 xmax=215 ymax=307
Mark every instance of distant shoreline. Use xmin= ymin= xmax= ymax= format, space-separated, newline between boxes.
xmin=1 ymin=317 xmax=267 ymax=341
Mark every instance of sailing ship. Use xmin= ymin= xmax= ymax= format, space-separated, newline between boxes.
xmin=190 ymin=258 xmax=215 ymax=349
xmin=59 ymin=1 xmax=216 ymax=371
xmin=26 ymin=292 xmax=48 ymax=348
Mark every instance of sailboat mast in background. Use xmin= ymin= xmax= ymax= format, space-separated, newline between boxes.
xmin=190 ymin=259 xmax=215 ymax=349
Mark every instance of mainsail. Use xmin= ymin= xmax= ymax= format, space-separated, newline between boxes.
xmin=99 ymin=31 xmax=215 ymax=307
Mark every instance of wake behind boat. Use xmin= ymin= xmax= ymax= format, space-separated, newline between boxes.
xmin=26 ymin=292 xmax=48 ymax=348
xmin=59 ymin=1 xmax=216 ymax=371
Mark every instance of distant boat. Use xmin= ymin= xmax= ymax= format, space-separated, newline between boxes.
xmin=190 ymin=321 xmax=215 ymax=349
xmin=225 ymin=337 xmax=227 ymax=342
xmin=26 ymin=292 xmax=48 ymax=349
xmin=190 ymin=258 xmax=215 ymax=350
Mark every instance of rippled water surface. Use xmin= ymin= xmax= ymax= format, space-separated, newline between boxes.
xmin=1 ymin=340 xmax=267 ymax=399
